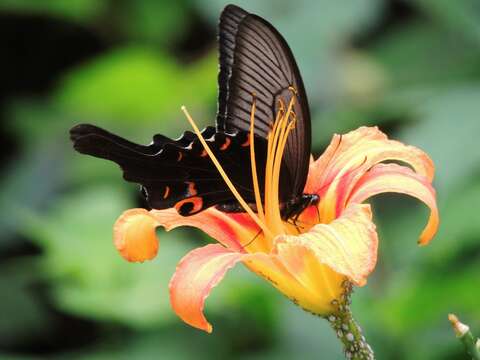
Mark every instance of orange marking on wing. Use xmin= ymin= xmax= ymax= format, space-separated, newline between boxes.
xmin=177 ymin=152 xmax=183 ymax=161
xmin=187 ymin=181 xmax=198 ymax=196
xmin=174 ymin=196 xmax=204 ymax=215
xmin=220 ymin=137 xmax=231 ymax=150
xmin=163 ymin=186 xmax=171 ymax=199
xmin=241 ymin=137 xmax=250 ymax=147
xmin=200 ymin=149 xmax=208 ymax=157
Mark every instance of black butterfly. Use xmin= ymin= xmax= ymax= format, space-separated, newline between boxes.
xmin=70 ymin=4 xmax=318 ymax=220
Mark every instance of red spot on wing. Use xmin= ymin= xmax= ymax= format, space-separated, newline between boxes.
xmin=163 ymin=186 xmax=171 ymax=199
xmin=241 ymin=137 xmax=250 ymax=147
xmin=220 ymin=137 xmax=231 ymax=150
xmin=175 ymin=197 xmax=204 ymax=215
xmin=187 ymin=181 xmax=198 ymax=196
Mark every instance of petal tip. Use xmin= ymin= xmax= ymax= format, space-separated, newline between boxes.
xmin=113 ymin=208 xmax=160 ymax=262
xmin=169 ymin=244 xmax=243 ymax=334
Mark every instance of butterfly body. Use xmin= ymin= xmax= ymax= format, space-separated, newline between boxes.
xmin=70 ymin=4 xmax=317 ymax=222
xmin=217 ymin=194 xmax=319 ymax=221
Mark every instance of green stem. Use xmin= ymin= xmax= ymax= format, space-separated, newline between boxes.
xmin=328 ymin=307 xmax=374 ymax=360
xmin=460 ymin=332 xmax=480 ymax=360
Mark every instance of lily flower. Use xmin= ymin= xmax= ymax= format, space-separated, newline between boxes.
xmin=113 ymin=100 xmax=438 ymax=333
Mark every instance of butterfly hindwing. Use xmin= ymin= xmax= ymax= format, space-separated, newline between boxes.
xmin=217 ymin=5 xmax=312 ymax=202
xmin=70 ymin=124 xmax=267 ymax=215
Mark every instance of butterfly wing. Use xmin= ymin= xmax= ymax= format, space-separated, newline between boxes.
xmin=216 ymin=5 xmax=312 ymax=201
xmin=69 ymin=5 xmax=310 ymax=217
xmin=70 ymin=124 xmax=266 ymax=216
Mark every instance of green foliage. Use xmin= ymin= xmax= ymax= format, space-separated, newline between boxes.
xmin=55 ymin=47 xmax=217 ymax=130
xmin=23 ymin=186 xmax=190 ymax=328
xmin=0 ymin=0 xmax=106 ymax=22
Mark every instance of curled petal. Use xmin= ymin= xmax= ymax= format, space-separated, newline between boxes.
xmin=113 ymin=208 xmax=160 ymax=262
xmin=150 ymin=208 xmax=263 ymax=253
xmin=276 ymin=204 xmax=378 ymax=286
xmin=348 ymin=163 xmax=439 ymax=245
xmin=304 ymin=127 xmax=435 ymax=222
xmin=169 ymin=244 xmax=243 ymax=333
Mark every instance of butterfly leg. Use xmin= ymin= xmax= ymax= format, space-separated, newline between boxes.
xmin=292 ymin=212 xmax=303 ymax=233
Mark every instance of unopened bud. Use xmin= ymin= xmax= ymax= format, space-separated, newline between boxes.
xmin=448 ymin=314 xmax=469 ymax=337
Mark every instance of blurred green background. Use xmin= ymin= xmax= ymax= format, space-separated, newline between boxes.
xmin=1 ymin=0 xmax=479 ymax=359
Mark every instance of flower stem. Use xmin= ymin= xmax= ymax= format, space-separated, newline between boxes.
xmin=328 ymin=308 xmax=374 ymax=360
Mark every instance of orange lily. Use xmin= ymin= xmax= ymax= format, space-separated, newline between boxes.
xmin=113 ymin=102 xmax=438 ymax=334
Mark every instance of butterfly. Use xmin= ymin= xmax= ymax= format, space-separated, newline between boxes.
xmin=70 ymin=4 xmax=318 ymax=221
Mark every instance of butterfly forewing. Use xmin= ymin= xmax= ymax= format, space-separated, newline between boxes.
xmin=216 ymin=5 xmax=312 ymax=201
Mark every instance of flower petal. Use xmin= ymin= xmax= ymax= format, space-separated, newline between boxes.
xmin=169 ymin=244 xmax=243 ymax=333
xmin=348 ymin=163 xmax=439 ymax=245
xmin=150 ymin=208 xmax=264 ymax=253
xmin=276 ymin=204 xmax=378 ymax=286
xmin=304 ymin=126 xmax=435 ymax=222
xmin=244 ymin=245 xmax=346 ymax=315
xmin=113 ymin=208 xmax=160 ymax=262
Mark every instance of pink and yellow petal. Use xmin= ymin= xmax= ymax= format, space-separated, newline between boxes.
xmin=113 ymin=208 xmax=160 ymax=262
xmin=244 ymin=205 xmax=378 ymax=315
xmin=150 ymin=207 xmax=264 ymax=252
xmin=276 ymin=204 xmax=378 ymax=287
xmin=169 ymin=244 xmax=244 ymax=333
xmin=243 ymin=251 xmax=345 ymax=315
xmin=304 ymin=127 xmax=435 ymax=222
xmin=307 ymin=127 xmax=434 ymax=189
xmin=348 ymin=163 xmax=439 ymax=245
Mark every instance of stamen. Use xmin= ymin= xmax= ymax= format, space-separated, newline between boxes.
xmin=271 ymin=99 xmax=296 ymax=232
xmin=263 ymin=92 xmax=298 ymax=235
xmin=248 ymin=95 xmax=265 ymax=224
xmin=264 ymin=108 xmax=286 ymax=231
xmin=181 ymin=106 xmax=273 ymax=239
xmin=272 ymin=120 xmax=296 ymax=209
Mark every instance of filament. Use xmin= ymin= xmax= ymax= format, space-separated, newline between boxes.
xmin=248 ymin=95 xmax=266 ymax=224
xmin=181 ymin=106 xmax=273 ymax=239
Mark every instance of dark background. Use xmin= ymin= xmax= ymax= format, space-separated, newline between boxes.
xmin=1 ymin=0 xmax=479 ymax=359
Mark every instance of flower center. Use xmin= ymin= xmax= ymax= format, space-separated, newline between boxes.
xmin=181 ymin=91 xmax=297 ymax=247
